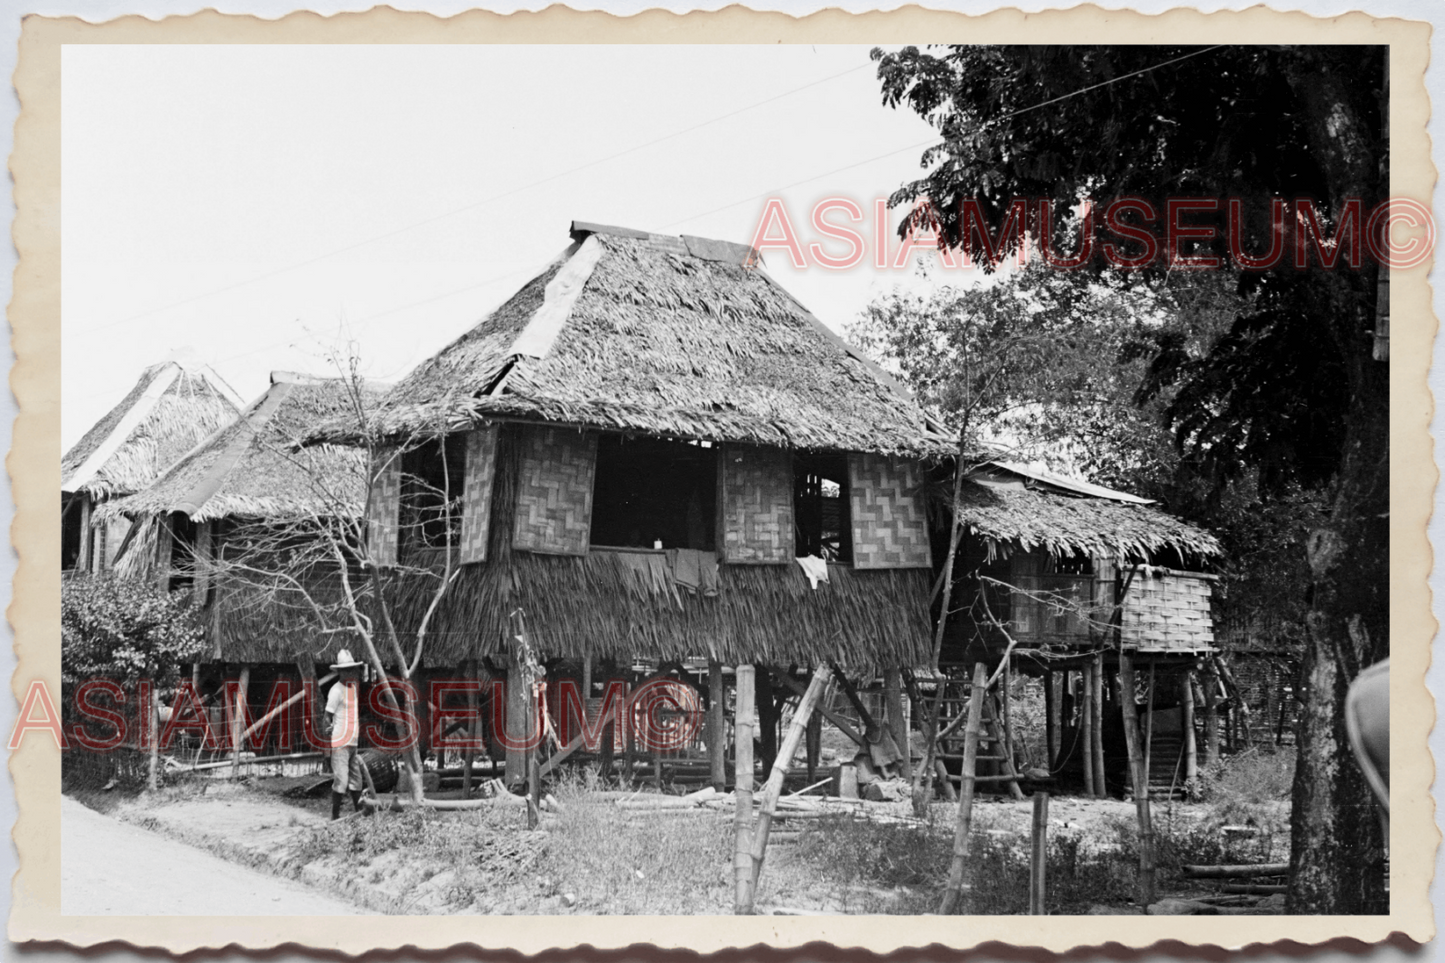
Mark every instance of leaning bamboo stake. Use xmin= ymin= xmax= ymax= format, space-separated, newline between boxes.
xmin=733 ymin=664 xmax=756 ymax=915
xmin=747 ymin=666 xmax=832 ymax=904
xmin=1118 ymin=648 xmax=1156 ymax=906
xmin=938 ymin=662 xmax=988 ymax=914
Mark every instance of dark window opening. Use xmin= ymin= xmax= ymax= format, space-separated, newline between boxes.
xmin=590 ymin=436 xmax=716 ymax=551
xmin=793 ymin=453 xmax=851 ymax=563
xmin=167 ymin=512 xmax=199 ymax=592
xmin=402 ymin=436 xmax=467 ymax=548
xmin=1048 ymin=551 xmax=1093 ymax=577
xmin=62 ymin=493 xmax=82 ymax=571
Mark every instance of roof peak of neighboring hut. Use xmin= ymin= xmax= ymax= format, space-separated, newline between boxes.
xmin=972 ymin=461 xmax=1156 ymax=505
xmin=102 ymin=372 xmax=386 ymax=523
xmin=365 ymin=222 xmax=951 ymax=457
xmin=62 ymin=358 xmax=244 ymax=498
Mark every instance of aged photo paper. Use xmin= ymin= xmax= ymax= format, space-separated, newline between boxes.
xmin=8 ymin=3 xmax=1437 ymax=954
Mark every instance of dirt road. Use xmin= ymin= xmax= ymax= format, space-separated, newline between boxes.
xmin=61 ymin=796 xmax=362 ymax=915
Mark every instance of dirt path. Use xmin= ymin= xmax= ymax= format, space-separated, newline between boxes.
xmin=61 ymin=796 xmax=363 ymax=915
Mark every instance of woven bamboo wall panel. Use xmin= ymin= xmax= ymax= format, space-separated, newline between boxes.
xmin=367 ymin=455 xmax=402 ymax=568
xmin=513 ymin=427 xmax=597 ymax=556
xmin=718 ymin=446 xmax=794 ymax=563
xmin=460 ymin=425 xmax=499 ymax=565
xmin=1122 ymin=569 xmax=1216 ymax=648
xmin=848 ymin=454 xmax=931 ymax=569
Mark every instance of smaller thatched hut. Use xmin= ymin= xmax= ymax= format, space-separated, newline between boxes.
xmin=62 ymin=357 xmax=241 ymax=573
xmin=946 ymin=460 xmax=1224 ymax=798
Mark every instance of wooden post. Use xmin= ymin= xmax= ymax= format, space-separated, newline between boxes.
xmin=732 ymin=665 xmax=756 ymax=914
xmin=755 ymin=666 xmax=778 ymax=777
xmin=1092 ymin=652 xmax=1107 ymax=797
xmin=1030 ymin=792 xmax=1050 ymax=915
xmin=884 ymin=667 xmax=911 ymax=781
xmin=1044 ymin=668 xmax=1058 ymax=772
xmin=708 ymin=661 xmax=726 ymax=792
xmin=147 ymin=685 xmax=159 ymax=791
xmin=1181 ymin=668 xmax=1198 ymax=791
xmin=805 ymin=708 xmax=822 ymax=781
xmin=230 ymin=667 xmax=250 ymax=780
xmin=1081 ymin=662 xmax=1095 ymax=797
xmin=748 ymin=667 xmax=832 ymax=902
xmin=77 ymin=496 xmax=93 ymax=573
xmin=1117 ymin=648 xmax=1156 ymax=907
xmin=1144 ymin=661 xmax=1156 ymax=783
xmin=1203 ymin=659 xmax=1221 ymax=768
xmin=505 ymin=649 xmax=532 ymax=789
xmin=938 ymin=663 xmax=989 ymax=914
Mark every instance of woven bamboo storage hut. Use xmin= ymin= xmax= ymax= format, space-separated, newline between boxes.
xmin=941 ymin=460 xmax=1224 ymax=798
xmin=62 ymin=357 xmax=242 ymax=575
xmin=101 ymin=371 xmax=386 ymax=755
xmin=330 ymin=221 xmax=955 ymax=789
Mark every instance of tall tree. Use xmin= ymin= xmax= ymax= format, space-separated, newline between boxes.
xmin=872 ymin=44 xmax=1389 ymax=913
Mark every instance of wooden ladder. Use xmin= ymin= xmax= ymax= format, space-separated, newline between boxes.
xmin=935 ymin=665 xmax=1025 ymax=800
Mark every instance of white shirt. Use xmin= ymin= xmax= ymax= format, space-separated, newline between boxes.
xmin=324 ymin=680 xmax=360 ymax=747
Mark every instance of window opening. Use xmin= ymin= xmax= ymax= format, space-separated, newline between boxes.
xmin=401 ymin=435 xmax=467 ymax=548
xmin=793 ymin=453 xmax=851 ymax=563
xmin=590 ymin=436 xmax=716 ymax=550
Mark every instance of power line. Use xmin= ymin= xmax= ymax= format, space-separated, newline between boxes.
xmin=89 ymin=62 xmax=872 ymax=334
xmin=665 ymin=45 xmax=1226 ymax=231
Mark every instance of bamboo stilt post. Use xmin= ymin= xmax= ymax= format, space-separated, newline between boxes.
xmin=1117 ymin=648 xmax=1156 ymax=906
xmin=1029 ymin=792 xmax=1050 ymax=915
xmin=462 ymin=660 xmax=477 ymax=799
xmin=733 ymin=665 xmax=756 ymax=914
xmin=1002 ymin=654 xmax=1014 ymax=774
xmin=1203 ymin=659 xmax=1221 ymax=768
xmin=1144 ymin=661 xmax=1156 ymax=784
xmin=1092 ymin=652 xmax=1106 ymax=797
xmin=230 ymin=667 xmax=250 ymax=780
xmin=884 ymin=667 xmax=911 ymax=781
xmin=938 ymin=662 xmax=989 ymax=914
xmin=1043 ymin=668 xmax=1057 ymax=772
xmin=1081 ymin=662 xmax=1095 ymax=797
xmin=1181 ymin=668 xmax=1198 ymax=791
xmin=747 ymin=667 xmax=831 ymax=902
xmin=709 ymin=661 xmax=726 ymax=792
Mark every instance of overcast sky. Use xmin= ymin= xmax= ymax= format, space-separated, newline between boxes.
xmin=60 ymin=43 xmax=978 ymax=450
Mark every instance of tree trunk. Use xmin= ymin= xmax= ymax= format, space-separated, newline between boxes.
xmin=1117 ymin=649 xmax=1155 ymax=906
xmin=884 ymin=667 xmax=911 ymax=781
xmin=938 ymin=663 xmax=988 ymax=914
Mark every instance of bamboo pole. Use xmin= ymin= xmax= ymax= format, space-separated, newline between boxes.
xmin=1029 ymin=792 xmax=1049 ymax=915
xmin=1081 ymin=662 xmax=1095 ymax=797
xmin=884 ymin=667 xmax=911 ymax=781
xmin=709 ymin=661 xmax=727 ymax=792
xmin=938 ymin=663 xmax=988 ymax=914
xmin=1117 ymin=648 xmax=1156 ymax=906
xmin=1044 ymin=668 xmax=1058 ymax=772
xmin=147 ymin=685 xmax=159 ymax=791
xmin=733 ymin=664 xmax=756 ymax=914
xmin=747 ymin=667 xmax=832 ymax=903
xmin=1092 ymin=652 xmax=1106 ymax=796
xmin=1181 ymin=668 xmax=1198 ymax=790
xmin=230 ymin=667 xmax=250 ymax=780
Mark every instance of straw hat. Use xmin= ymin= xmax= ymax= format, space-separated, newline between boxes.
xmin=330 ymin=649 xmax=364 ymax=670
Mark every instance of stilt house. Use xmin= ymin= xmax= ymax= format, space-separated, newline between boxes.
xmin=62 ymin=357 xmax=241 ymax=575
xmin=944 ymin=460 xmax=1223 ymax=797
xmin=339 ymin=221 xmax=955 ymax=784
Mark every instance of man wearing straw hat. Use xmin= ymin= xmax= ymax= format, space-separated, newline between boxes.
xmin=324 ymin=649 xmax=366 ymax=820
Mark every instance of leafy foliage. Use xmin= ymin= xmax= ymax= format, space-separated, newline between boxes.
xmin=61 ymin=573 xmax=206 ymax=690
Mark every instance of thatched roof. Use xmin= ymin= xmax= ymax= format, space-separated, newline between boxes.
xmin=101 ymin=372 xmax=385 ymax=523
xmin=362 ymin=222 xmax=951 ymax=456
xmin=62 ymin=358 xmax=242 ymax=498
xmin=957 ymin=462 xmax=1221 ymax=561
